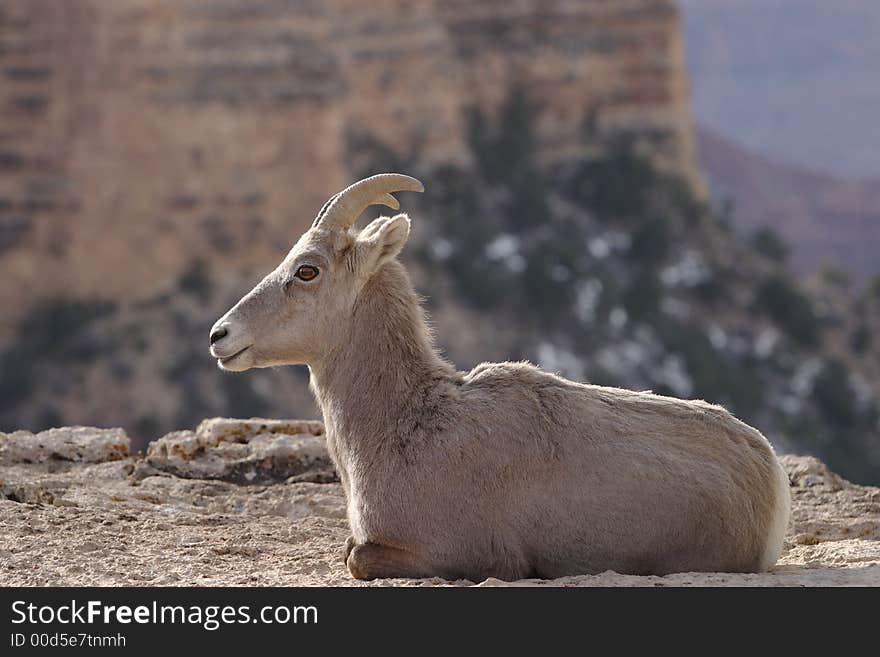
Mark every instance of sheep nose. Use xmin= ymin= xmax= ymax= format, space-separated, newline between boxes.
xmin=210 ymin=325 xmax=229 ymax=345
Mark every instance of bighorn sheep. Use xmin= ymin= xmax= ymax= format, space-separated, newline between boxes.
xmin=210 ymin=173 xmax=791 ymax=581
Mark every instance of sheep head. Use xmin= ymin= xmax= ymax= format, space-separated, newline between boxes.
xmin=209 ymin=173 xmax=424 ymax=371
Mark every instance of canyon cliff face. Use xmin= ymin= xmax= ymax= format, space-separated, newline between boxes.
xmin=696 ymin=127 xmax=880 ymax=279
xmin=0 ymin=0 xmax=700 ymax=331
xmin=4 ymin=2 xmax=877 ymax=488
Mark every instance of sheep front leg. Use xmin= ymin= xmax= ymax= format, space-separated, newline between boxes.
xmin=346 ymin=542 xmax=434 ymax=580
xmin=342 ymin=535 xmax=356 ymax=564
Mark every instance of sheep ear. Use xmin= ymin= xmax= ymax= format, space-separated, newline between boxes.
xmin=356 ymin=214 xmax=411 ymax=274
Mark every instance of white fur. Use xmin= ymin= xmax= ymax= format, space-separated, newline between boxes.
xmin=760 ymin=457 xmax=791 ymax=570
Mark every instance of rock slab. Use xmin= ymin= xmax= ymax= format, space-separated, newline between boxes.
xmin=141 ymin=418 xmax=334 ymax=484
xmin=0 ymin=426 xmax=129 ymax=466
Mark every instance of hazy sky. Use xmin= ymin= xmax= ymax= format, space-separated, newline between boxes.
xmin=680 ymin=0 xmax=880 ymax=181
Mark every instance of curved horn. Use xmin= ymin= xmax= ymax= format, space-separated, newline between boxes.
xmin=315 ymin=173 xmax=424 ymax=231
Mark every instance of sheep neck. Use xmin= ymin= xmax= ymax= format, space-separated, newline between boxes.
xmin=309 ymin=262 xmax=454 ymax=462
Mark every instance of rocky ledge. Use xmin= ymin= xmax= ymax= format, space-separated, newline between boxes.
xmin=1 ymin=420 xmax=878 ymax=586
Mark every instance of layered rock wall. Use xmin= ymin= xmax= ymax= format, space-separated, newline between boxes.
xmin=0 ymin=0 xmax=700 ymax=333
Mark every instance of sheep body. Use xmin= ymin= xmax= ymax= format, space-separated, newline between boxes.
xmin=210 ymin=174 xmax=791 ymax=581
xmin=313 ymin=262 xmax=789 ymax=580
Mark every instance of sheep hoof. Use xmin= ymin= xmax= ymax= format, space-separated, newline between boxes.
xmin=346 ymin=542 xmax=432 ymax=580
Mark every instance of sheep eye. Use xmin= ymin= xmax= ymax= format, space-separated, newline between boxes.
xmin=295 ymin=265 xmax=319 ymax=281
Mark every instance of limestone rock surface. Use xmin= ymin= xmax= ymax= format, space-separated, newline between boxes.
xmin=140 ymin=418 xmax=334 ymax=485
xmin=1 ymin=421 xmax=878 ymax=586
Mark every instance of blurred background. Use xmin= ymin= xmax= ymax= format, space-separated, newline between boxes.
xmin=0 ymin=0 xmax=878 ymax=483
